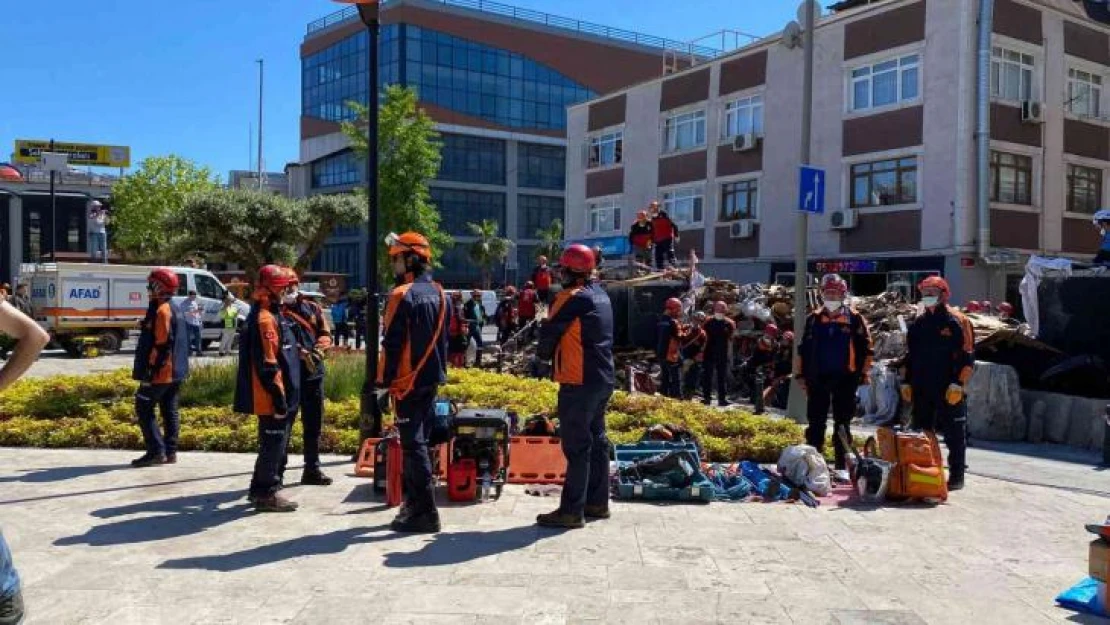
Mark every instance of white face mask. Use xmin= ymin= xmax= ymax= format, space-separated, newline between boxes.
xmin=921 ymin=296 xmax=940 ymax=308
xmin=824 ymin=300 xmax=843 ymax=313
xmin=714 ymin=313 xmax=725 ymax=320
xmin=282 ymin=291 xmax=299 ymax=305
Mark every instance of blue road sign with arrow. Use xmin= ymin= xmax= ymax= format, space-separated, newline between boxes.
xmin=798 ymin=165 xmax=826 ymax=215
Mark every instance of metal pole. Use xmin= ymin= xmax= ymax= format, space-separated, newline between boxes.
xmin=49 ymin=139 xmax=56 ymax=261
xmin=787 ymin=0 xmax=816 ymax=423
xmin=359 ymin=14 xmax=384 ymax=441
xmin=257 ymin=59 xmax=264 ymax=190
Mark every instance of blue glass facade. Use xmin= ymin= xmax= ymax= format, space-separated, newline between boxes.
xmin=430 ymin=188 xmax=506 ymax=237
xmin=517 ymin=195 xmax=564 ymax=239
xmin=302 ymin=25 xmax=400 ymax=122
xmin=517 ymin=143 xmax=566 ymax=190
xmin=311 ymin=150 xmax=361 ymax=189
xmin=312 ymin=241 xmax=363 ymax=288
xmin=438 ymin=133 xmax=505 ymax=185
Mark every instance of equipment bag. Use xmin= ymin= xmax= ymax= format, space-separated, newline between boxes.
xmin=871 ymin=426 xmax=947 ymax=502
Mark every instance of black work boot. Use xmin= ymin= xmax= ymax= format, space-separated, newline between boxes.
xmin=536 ymin=510 xmax=585 ymax=529
xmin=0 ymin=589 xmax=25 ymax=625
xmin=253 ymin=493 xmax=298 ymax=512
xmin=391 ymin=510 xmax=441 ymax=533
xmin=164 ymin=453 xmax=177 ymax=464
xmin=301 ymin=469 xmax=333 ymax=486
xmin=947 ymin=473 xmax=965 ymax=491
xmin=583 ymin=505 xmax=611 ymax=520
xmin=131 ymin=453 xmax=167 ymax=468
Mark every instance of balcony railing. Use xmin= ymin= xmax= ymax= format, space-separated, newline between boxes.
xmin=307 ymin=0 xmax=725 ymax=58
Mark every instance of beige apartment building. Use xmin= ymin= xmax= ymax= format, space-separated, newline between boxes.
xmin=565 ymin=0 xmax=1110 ymax=306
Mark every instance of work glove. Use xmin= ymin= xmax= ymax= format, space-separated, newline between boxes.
xmin=945 ymin=383 xmax=964 ymax=406
xmin=900 ymin=384 xmax=913 ymax=404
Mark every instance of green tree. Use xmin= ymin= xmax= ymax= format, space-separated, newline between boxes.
xmin=466 ymin=219 xmax=510 ymax=290
xmin=535 ymin=218 xmax=564 ymax=264
xmin=167 ymin=189 xmax=364 ymax=281
xmin=109 ymin=155 xmax=220 ymax=262
xmin=342 ymin=85 xmax=450 ymax=284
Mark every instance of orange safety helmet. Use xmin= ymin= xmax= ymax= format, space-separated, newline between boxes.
xmin=387 ymin=232 xmax=432 ymax=261
xmin=258 ymin=264 xmax=295 ymax=291
xmin=966 ymin=300 xmax=982 ymax=313
xmin=559 ymin=244 xmax=596 ymax=274
xmin=664 ymin=297 xmax=683 ymax=314
xmin=919 ymin=276 xmax=951 ymax=297
xmin=712 ymin=300 xmax=729 ymax=315
xmin=147 ymin=268 xmax=179 ymax=297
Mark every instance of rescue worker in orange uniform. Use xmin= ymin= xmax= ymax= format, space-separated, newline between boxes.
xmin=131 ymin=268 xmax=190 ymax=468
xmin=535 ymin=243 xmax=615 ymax=529
xmin=531 ymin=256 xmax=554 ymax=304
xmin=702 ymin=301 xmax=736 ymax=407
xmin=235 ymin=265 xmax=301 ymax=512
xmin=380 ymin=232 xmax=450 ymax=533
xmin=656 ymin=297 xmax=685 ymax=398
xmin=518 ymin=281 xmax=539 ymax=343
xmin=900 ymin=276 xmax=973 ymax=490
xmin=279 ymin=269 xmax=334 ymax=487
xmin=680 ymin=310 xmax=708 ymax=400
xmin=796 ymin=274 xmax=873 ymax=471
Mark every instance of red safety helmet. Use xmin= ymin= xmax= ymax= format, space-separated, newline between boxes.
xmin=782 ymin=330 xmax=795 ymax=343
xmin=820 ymin=274 xmax=848 ymax=297
xmin=966 ymin=300 xmax=982 ymax=313
xmin=387 ymin=232 xmax=432 ymax=262
xmin=713 ymin=300 xmax=729 ymax=315
xmin=504 ymin=286 xmax=517 ymax=297
xmin=147 ymin=268 xmax=179 ymax=297
xmin=524 ymin=281 xmax=534 ymax=289
xmin=664 ymin=297 xmax=683 ymax=314
xmin=998 ymin=302 xmax=1014 ymax=316
xmin=559 ymin=244 xmax=595 ymax=274
xmin=763 ymin=323 xmax=780 ymax=339
xmin=537 ymin=255 xmax=548 ymax=265
xmin=258 ymin=264 xmax=295 ymax=291
xmin=919 ymin=276 xmax=951 ymax=297
xmin=981 ymin=300 xmax=992 ymax=311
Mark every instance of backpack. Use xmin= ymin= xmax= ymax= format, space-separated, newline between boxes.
xmin=868 ymin=426 xmax=947 ymax=502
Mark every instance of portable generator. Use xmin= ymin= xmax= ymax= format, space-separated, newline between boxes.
xmin=447 ymin=408 xmax=511 ymax=502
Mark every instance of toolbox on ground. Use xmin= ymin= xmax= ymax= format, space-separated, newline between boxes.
xmin=614 ymin=441 xmax=713 ymax=503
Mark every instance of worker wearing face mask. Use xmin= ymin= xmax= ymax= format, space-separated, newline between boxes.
xmin=900 ymin=276 xmax=972 ymax=490
xmin=796 ymin=274 xmax=873 ymax=472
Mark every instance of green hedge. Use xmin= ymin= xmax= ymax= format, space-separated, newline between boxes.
xmin=0 ymin=356 xmax=816 ymax=462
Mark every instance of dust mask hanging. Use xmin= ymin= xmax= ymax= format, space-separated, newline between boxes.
xmin=824 ymin=300 xmax=843 ymax=313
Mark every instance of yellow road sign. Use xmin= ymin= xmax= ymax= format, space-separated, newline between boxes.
xmin=13 ymin=140 xmax=131 ymax=168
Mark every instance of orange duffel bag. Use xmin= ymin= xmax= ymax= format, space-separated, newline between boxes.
xmin=868 ymin=426 xmax=948 ymax=503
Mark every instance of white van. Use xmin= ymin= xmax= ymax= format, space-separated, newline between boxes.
xmin=21 ymin=263 xmax=247 ymax=355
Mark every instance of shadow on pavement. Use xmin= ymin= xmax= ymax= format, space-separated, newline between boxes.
xmin=0 ymin=463 xmax=131 ymax=484
xmin=383 ymin=525 xmax=553 ymax=568
xmin=54 ymin=490 xmax=250 ymax=547
xmin=157 ymin=525 xmax=395 ymax=571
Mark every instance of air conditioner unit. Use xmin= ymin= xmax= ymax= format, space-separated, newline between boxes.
xmin=1021 ymin=100 xmax=1044 ymax=124
xmin=729 ymin=219 xmax=755 ymax=239
xmin=732 ymin=133 xmax=759 ymax=152
xmin=830 ymin=209 xmax=859 ymax=230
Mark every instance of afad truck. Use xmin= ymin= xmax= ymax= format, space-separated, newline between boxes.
xmin=22 ymin=263 xmax=247 ymax=356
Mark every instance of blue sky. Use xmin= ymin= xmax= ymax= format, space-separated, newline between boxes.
xmin=0 ymin=1 xmax=796 ymax=179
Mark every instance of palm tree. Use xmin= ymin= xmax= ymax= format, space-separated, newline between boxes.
xmin=535 ymin=218 xmax=564 ymax=264
xmin=467 ymin=219 xmax=510 ymax=289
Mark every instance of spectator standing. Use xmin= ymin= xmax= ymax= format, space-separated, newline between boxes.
xmin=10 ymin=284 xmax=32 ymax=317
xmin=349 ymin=298 xmax=367 ymax=350
xmin=218 ymin=294 xmax=239 ymax=357
xmin=628 ymin=210 xmax=654 ymax=266
xmin=463 ymin=289 xmax=487 ymax=367
xmin=331 ymin=295 xmax=350 ymax=347
xmin=183 ymin=290 xmax=204 ymax=356
xmin=87 ymin=200 xmax=109 ymax=263
xmin=649 ymin=201 xmax=679 ymax=270
xmin=447 ymin=292 xmax=469 ymax=368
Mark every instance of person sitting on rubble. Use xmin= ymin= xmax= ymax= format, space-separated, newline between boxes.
xmin=656 ymin=297 xmax=686 ymax=398
xmin=1094 ymin=210 xmax=1110 ymax=264
xmin=495 ymin=286 xmax=518 ymax=345
xmin=628 ymin=210 xmax=654 ymax=266
xmin=680 ymin=311 xmax=707 ymax=400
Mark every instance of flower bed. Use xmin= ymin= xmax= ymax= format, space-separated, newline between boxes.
xmin=0 ymin=356 xmax=819 ymax=463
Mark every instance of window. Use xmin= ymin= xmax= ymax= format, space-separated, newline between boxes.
xmin=428 ymin=188 xmax=506 ymax=237
xmin=1067 ymin=164 xmax=1103 ymax=214
xmin=302 ymin=26 xmax=399 ymax=122
xmin=662 ymin=187 xmax=704 ymax=225
xmin=662 ymin=110 xmax=706 ymax=152
xmin=517 ymin=195 xmax=564 ymax=239
xmin=990 ymin=151 xmax=1033 ymax=205
xmin=405 ymin=26 xmax=595 ymax=130
xmin=587 ymin=132 xmax=623 ymax=168
xmin=438 ymin=134 xmax=505 ymax=185
xmin=850 ymin=157 xmax=918 ymax=208
xmin=195 ymin=274 xmax=224 ymax=300
xmin=311 ymin=151 xmax=361 ymax=189
xmin=723 ymin=95 xmax=763 ymax=138
xmin=587 ymin=200 xmax=621 ymax=234
xmin=850 ymin=54 xmax=920 ymax=112
xmin=312 ymin=242 xmax=363 ymax=288
xmin=174 ymin=274 xmax=189 ymax=297
xmin=991 ymin=47 xmax=1035 ymax=102
xmin=1068 ymin=67 xmax=1103 ymax=118
xmin=720 ymin=180 xmax=758 ymax=221
xmin=518 ymin=143 xmax=566 ymax=189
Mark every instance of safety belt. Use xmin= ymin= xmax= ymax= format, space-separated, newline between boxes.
xmin=389 ymin=285 xmax=447 ymax=401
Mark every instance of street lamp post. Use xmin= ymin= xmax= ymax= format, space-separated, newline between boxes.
xmin=336 ymin=0 xmax=383 ymax=440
